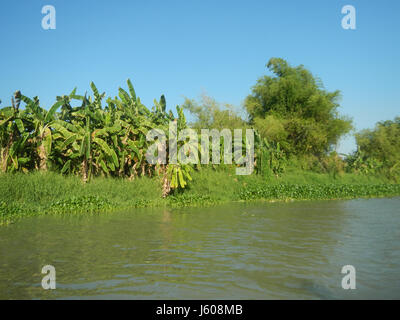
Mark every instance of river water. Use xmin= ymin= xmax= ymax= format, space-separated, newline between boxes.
xmin=0 ymin=198 xmax=399 ymax=299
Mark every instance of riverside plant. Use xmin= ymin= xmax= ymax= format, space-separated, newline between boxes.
xmin=237 ymin=183 xmax=400 ymax=201
xmin=0 ymin=81 xmax=195 ymax=190
xmin=0 ymin=80 xmax=258 ymax=197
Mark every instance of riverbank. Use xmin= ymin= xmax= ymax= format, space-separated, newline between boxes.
xmin=1 ymin=169 xmax=400 ymax=225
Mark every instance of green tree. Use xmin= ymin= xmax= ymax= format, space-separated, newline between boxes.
xmin=355 ymin=117 xmax=400 ymax=178
xmin=182 ymin=94 xmax=246 ymax=130
xmin=245 ymin=58 xmax=353 ymax=156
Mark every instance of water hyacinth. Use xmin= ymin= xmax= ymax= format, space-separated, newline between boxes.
xmin=238 ymin=184 xmax=400 ymax=201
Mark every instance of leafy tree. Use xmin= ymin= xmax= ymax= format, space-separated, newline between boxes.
xmin=182 ymin=94 xmax=246 ymax=130
xmin=245 ymin=58 xmax=353 ymax=156
xmin=355 ymin=117 xmax=400 ymax=178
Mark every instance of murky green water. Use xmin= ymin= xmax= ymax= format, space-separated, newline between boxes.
xmin=0 ymin=198 xmax=399 ymax=299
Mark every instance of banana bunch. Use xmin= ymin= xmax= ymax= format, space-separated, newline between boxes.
xmin=167 ymin=163 xmax=193 ymax=189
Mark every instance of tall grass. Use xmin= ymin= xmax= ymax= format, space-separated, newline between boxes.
xmin=0 ymin=172 xmax=162 ymax=223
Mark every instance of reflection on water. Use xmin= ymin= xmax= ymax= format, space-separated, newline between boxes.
xmin=0 ymin=198 xmax=399 ymax=299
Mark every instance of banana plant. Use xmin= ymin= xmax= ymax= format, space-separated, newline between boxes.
xmin=1 ymin=79 xmax=200 ymax=193
xmin=166 ymin=163 xmax=193 ymax=190
xmin=254 ymin=130 xmax=286 ymax=177
xmin=52 ymin=84 xmax=119 ymax=181
xmin=0 ymin=91 xmax=33 ymax=172
xmin=160 ymin=105 xmax=196 ymax=195
xmin=20 ymin=94 xmax=64 ymax=170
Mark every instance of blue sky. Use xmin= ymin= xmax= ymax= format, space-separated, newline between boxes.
xmin=1 ymin=0 xmax=399 ymax=154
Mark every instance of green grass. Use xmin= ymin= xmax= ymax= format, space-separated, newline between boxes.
xmin=1 ymin=168 xmax=399 ymax=225
xmin=0 ymin=172 xmax=162 ymax=224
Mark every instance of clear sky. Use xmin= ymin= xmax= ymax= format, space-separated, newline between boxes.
xmin=1 ymin=0 xmax=399 ymax=154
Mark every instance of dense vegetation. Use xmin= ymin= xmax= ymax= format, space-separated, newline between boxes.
xmin=184 ymin=58 xmax=400 ymax=182
xmin=1 ymin=168 xmax=399 ymax=225
xmin=351 ymin=117 xmax=400 ymax=180
xmin=1 ymin=58 xmax=400 ymax=224
xmin=0 ymin=80 xmax=201 ymax=197
xmin=245 ymin=58 xmax=353 ymax=157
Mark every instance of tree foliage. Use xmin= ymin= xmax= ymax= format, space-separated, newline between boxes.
xmin=0 ymin=80 xmax=193 ymax=194
xmin=354 ymin=117 xmax=400 ymax=179
xmin=182 ymin=94 xmax=246 ymax=130
xmin=245 ymin=58 xmax=353 ymax=156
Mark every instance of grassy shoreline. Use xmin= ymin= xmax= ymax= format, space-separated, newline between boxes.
xmin=1 ymin=170 xmax=400 ymax=225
